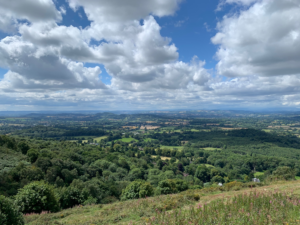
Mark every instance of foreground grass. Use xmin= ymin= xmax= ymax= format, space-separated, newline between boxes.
xmin=25 ymin=180 xmax=300 ymax=225
xmin=150 ymin=190 xmax=300 ymax=225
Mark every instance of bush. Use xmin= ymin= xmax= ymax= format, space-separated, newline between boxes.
xmin=59 ymin=186 xmax=87 ymax=209
xmin=0 ymin=195 xmax=24 ymax=225
xmin=121 ymin=180 xmax=154 ymax=200
xmin=211 ymin=175 xmax=225 ymax=184
xmin=157 ymin=179 xmax=177 ymax=195
xmin=224 ymin=181 xmax=243 ymax=191
xmin=15 ymin=181 xmax=59 ymax=214
xmin=270 ymin=166 xmax=296 ymax=181
xmin=156 ymin=179 xmax=188 ymax=195
xmin=174 ymin=179 xmax=189 ymax=192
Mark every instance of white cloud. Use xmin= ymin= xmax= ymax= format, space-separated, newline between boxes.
xmin=0 ymin=0 xmax=61 ymax=33
xmin=212 ymin=0 xmax=300 ymax=77
xmin=223 ymin=0 xmax=258 ymax=5
xmin=0 ymin=36 xmax=106 ymax=91
xmin=68 ymin=0 xmax=181 ymax=23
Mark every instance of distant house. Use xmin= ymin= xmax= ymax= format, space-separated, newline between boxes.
xmin=252 ymin=178 xmax=260 ymax=183
xmin=89 ymin=143 xmax=99 ymax=146
xmin=183 ymin=173 xmax=189 ymax=177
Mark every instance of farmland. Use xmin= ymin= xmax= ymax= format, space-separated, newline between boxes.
xmin=1 ymin=110 xmax=300 ymax=224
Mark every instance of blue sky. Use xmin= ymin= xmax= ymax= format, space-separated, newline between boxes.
xmin=0 ymin=0 xmax=299 ymax=111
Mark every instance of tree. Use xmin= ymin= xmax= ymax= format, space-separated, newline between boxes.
xmin=15 ymin=181 xmax=59 ymax=214
xmin=35 ymin=157 xmax=52 ymax=173
xmin=61 ymin=169 xmax=78 ymax=184
xmin=0 ymin=195 xmax=24 ymax=225
xmin=19 ymin=166 xmax=44 ymax=181
xmin=128 ymin=168 xmax=143 ymax=181
xmin=27 ymin=149 xmax=39 ymax=163
xmin=18 ymin=142 xmax=30 ymax=155
xmin=194 ymin=165 xmax=211 ymax=183
xmin=178 ymin=163 xmax=184 ymax=172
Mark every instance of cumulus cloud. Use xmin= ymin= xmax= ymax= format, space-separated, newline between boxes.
xmin=68 ymin=0 xmax=181 ymax=23
xmin=0 ymin=0 xmax=61 ymax=33
xmin=0 ymin=36 xmax=106 ymax=91
xmin=110 ymin=57 xmax=211 ymax=92
xmin=212 ymin=0 xmax=300 ymax=77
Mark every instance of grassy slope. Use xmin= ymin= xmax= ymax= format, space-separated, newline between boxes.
xmin=25 ymin=180 xmax=300 ymax=225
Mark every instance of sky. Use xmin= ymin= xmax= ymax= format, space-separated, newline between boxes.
xmin=0 ymin=0 xmax=300 ymax=111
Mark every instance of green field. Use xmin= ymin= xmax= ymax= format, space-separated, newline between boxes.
xmin=262 ymin=129 xmax=271 ymax=133
xmin=254 ymin=171 xmax=264 ymax=177
xmin=191 ymin=129 xmax=200 ymax=132
xmin=203 ymin=147 xmax=221 ymax=151
xmin=93 ymin=136 xmax=108 ymax=142
xmin=160 ymin=145 xmax=183 ymax=150
xmin=144 ymin=138 xmax=156 ymax=142
xmin=118 ymin=138 xmax=137 ymax=143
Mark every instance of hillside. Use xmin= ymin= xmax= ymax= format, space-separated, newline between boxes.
xmin=25 ymin=180 xmax=300 ymax=225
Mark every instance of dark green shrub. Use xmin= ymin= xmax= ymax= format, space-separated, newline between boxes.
xmin=185 ymin=192 xmax=200 ymax=201
xmin=271 ymin=166 xmax=296 ymax=181
xmin=211 ymin=175 xmax=225 ymax=184
xmin=174 ymin=179 xmax=188 ymax=192
xmin=0 ymin=195 xmax=24 ymax=225
xmin=157 ymin=179 xmax=177 ymax=195
xmin=157 ymin=179 xmax=188 ymax=195
xmin=59 ymin=186 xmax=87 ymax=209
xmin=15 ymin=181 xmax=59 ymax=214
xmin=121 ymin=180 xmax=153 ymax=200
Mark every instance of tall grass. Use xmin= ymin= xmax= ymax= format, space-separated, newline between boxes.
xmin=146 ymin=190 xmax=300 ymax=225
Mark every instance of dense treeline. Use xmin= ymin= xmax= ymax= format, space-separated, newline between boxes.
xmin=63 ymin=129 xmax=106 ymax=137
